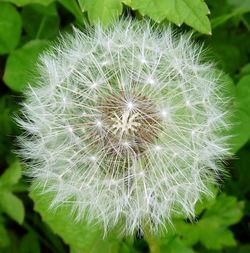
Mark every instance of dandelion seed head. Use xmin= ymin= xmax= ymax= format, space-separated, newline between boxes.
xmin=18 ymin=19 xmax=230 ymax=236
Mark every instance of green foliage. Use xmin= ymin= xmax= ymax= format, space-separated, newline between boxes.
xmin=21 ymin=4 xmax=60 ymax=39
xmin=0 ymin=191 xmax=24 ymax=224
xmin=19 ymin=232 xmax=41 ymax=253
xmin=0 ymin=160 xmax=22 ymax=187
xmin=236 ymin=75 xmax=250 ymax=115
xmin=77 ymin=0 xmax=212 ymax=33
xmin=30 ymin=181 xmax=244 ymax=252
xmin=30 ymin=184 xmax=122 ymax=252
xmin=29 ymin=185 xmax=245 ymax=252
xmin=152 ymin=194 xmax=244 ymax=252
xmin=0 ymin=218 xmax=10 ymax=248
xmin=0 ymin=95 xmax=20 ymax=160
xmin=130 ymin=0 xmax=211 ymax=34
xmin=4 ymin=0 xmax=55 ymax=6
xmin=227 ymin=75 xmax=250 ymax=153
xmin=194 ymin=194 xmax=244 ymax=249
xmin=0 ymin=0 xmax=250 ymax=252
xmin=85 ymin=0 xmax=250 ymax=36
xmin=0 ymin=160 xmax=24 ymax=224
xmin=0 ymin=160 xmax=25 ymax=249
xmin=81 ymin=0 xmax=123 ymax=26
xmin=228 ymin=0 xmax=250 ymax=9
xmin=4 ymin=40 xmax=49 ymax=92
xmin=0 ymin=2 xmax=22 ymax=54
xmin=231 ymin=149 xmax=250 ymax=196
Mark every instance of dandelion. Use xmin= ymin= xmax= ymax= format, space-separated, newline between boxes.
xmin=18 ymin=19 xmax=230 ymax=236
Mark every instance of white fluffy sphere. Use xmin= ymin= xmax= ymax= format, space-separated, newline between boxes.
xmin=18 ymin=19 xmax=230 ymax=236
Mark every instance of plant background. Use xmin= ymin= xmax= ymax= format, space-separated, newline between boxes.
xmin=0 ymin=0 xmax=250 ymax=252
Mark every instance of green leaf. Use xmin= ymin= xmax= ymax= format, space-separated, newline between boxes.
xmin=3 ymin=40 xmax=49 ymax=92
xmin=214 ymin=72 xmax=250 ymax=153
xmin=0 ymin=2 xmax=22 ymax=54
xmin=169 ymin=194 xmax=244 ymax=250
xmin=150 ymin=232 xmax=196 ymax=253
xmin=236 ymin=75 xmax=250 ymax=116
xmin=239 ymin=63 xmax=250 ymax=78
xmin=211 ymin=44 xmax=241 ymax=74
xmin=131 ymin=0 xmax=179 ymax=24
xmin=4 ymin=0 xmax=55 ymax=6
xmin=196 ymin=194 xmax=244 ymax=249
xmin=0 ymin=191 xmax=25 ymax=224
xmin=30 ymin=185 xmax=120 ymax=251
xmin=176 ymin=0 xmax=211 ymax=34
xmin=0 ymin=160 xmax=22 ymax=188
xmin=118 ymin=239 xmax=138 ymax=253
xmin=227 ymin=244 xmax=250 ymax=253
xmin=0 ymin=95 xmax=20 ymax=161
xmin=160 ymin=237 xmax=196 ymax=253
xmin=229 ymin=75 xmax=250 ymax=152
xmin=203 ymin=194 xmax=244 ymax=226
xmin=174 ymin=220 xmax=200 ymax=247
xmin=83 ymin=0 xmax=123 ymax=26
xmin=229 ymin=109 xmax=250 ymax=153
xmin=21 ymin=4 xmax=60 ymax=39
xmin=227 ymin=0 xmax=250 ymax=9
xmin=131 ymin=0 xmax=211 ymax=34
xmin=0 ymin=222 xmax=10 ymax=248
xmin=233 ymin=149 xmax=250 ymax=195
xmin=197 ymin=219 xmax=236 ymax=249
xmin=20 ymin=232 xmax=41 ymax=253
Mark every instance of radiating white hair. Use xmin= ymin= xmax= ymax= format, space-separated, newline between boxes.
xmin=18 ymin=19 xmax=231 ymax=236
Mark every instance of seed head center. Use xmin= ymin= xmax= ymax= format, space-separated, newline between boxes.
xmin=111 ymin=110 xmax=141 ymax=136
xmin=94 ymin=89 xmax=162 ymax=157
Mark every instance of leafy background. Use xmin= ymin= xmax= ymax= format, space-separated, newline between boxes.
xmin=0 ymin=0 xmax=250 ymax=252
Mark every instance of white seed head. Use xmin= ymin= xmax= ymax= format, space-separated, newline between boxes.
xmin=18 ymin=19 xmax=231 ymax=236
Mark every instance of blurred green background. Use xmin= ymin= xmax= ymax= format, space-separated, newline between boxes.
xmin=0 ymin=0 xmax=250 ymax=252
